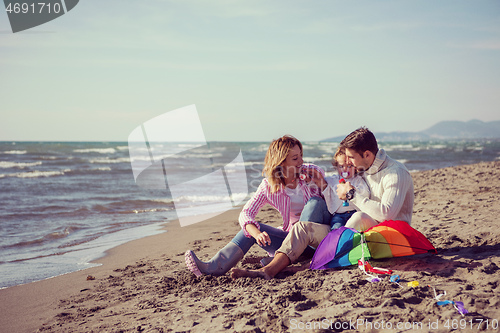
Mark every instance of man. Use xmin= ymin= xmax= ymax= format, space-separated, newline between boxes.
xmin=231 ymin=127 xmax=414 ymax=280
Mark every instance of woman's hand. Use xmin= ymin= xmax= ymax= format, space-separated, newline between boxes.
xmin=245 ymin=224 xmax=271 ymax=247
xmin=255 ymin=231 xmax=271 ymax=247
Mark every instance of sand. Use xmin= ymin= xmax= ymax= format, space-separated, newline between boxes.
xmin=1 ymin=161 xmax=499 ymax=333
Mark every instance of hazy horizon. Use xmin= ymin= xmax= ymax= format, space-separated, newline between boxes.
xmin=1 ymin=118 xmax=500 ymax=143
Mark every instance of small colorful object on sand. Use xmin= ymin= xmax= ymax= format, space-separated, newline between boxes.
xmin=390 ymin=275 xmax=400 ymax=282
xmin=429 ymin=285 xmax=469 ymax=316
xmin=407 ymin=281 xmax=419 ymax=288
xmin=357 ymin=260 xmax=384 ymax=282
xmin=390 ymin=274 xmax=403 ymax=288
xmin=358 ymin=260 xmax=393 ymax=275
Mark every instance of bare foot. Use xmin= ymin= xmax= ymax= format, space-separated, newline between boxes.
xmin=282 ymin=261 xmax=310 ymax=274
xmin=230 ymin=268 xmax=272 ymax=280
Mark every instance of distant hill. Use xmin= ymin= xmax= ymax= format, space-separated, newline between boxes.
xmin=322 ymin=120 xmax=500 ymax=142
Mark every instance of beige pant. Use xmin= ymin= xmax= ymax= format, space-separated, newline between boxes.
xmin=277 ymin=222 xmax=330 ymax=263
xmin=277 ymin=213 xmax=378 ymax=262
xmin=345 ymin=212 xmax=378 ymax=231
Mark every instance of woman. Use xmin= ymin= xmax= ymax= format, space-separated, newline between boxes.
xmin=185 ymin=135 xmax=325 ymax=276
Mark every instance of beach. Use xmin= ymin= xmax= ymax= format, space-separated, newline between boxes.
xmin=1 ymin=161 xmax=499 ymax=333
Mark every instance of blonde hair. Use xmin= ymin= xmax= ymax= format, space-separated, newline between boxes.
xmin=332 ymin=147 xmax=346 ymax=167
xmin=263 ymin=135 xmax=303 ymax=193
xmin=332 ymin=146 xmax=357 ymax=175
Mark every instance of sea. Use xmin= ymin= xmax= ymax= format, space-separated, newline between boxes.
xmin=1 ymin=140 xmax=499 ymax=289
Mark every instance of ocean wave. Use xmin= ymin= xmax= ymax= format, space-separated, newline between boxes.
xmin=90 ymin=199 xmax=176 ymax=215
xmin=89 ymin=157 xmax=131 ymax=164
xmin=382 ymin=145 xmax=423 ymax=152
xmin=429 ymin=144 xmax=447 ymax=149
xmin=8 ymin=167 xmax=113 ymax=178
xmin=150 ymin=198 xmax=176 ymax=204
xmin=303 ymin=156 xmax=333 ymax=163
xmin=302 ymin=143 xmax=321 ymax=150
xmin=463 ymin=146 xmax=484 ymax=152
xmin=39 ymin=205 xmax=74 ymax=213
xmin=318 ymin=142 xmax=340 ymax=146
xmin=158 ymin=152 xmax=224 ymax=160
xmin=73 ymin=148 xmax=117 ymax=154
xmin=128 ymin=151 xmax=226 ymax=163
xmin=316 ymin=143 xmax=340 ymax=153
xmin=177 ymin=143 xmax=204 ymax=149
xmin=92 ymin=205 xmax=173 ymax=215
xmin=174 ymin=193 xmax=249 ymax=204
xmin=248 ymin=144 xmax=269 ymax=152
xmin=2 ymin=150 xmax=27 ymax=155
xmin=64 ymin=167 xmax=115 ymax=175
xmin=211 ymin=161 xmax=263 ymax=169
xmin=0 ymin=161 xmax=42 ymax=169
xmin=8 ymin=169 xmax=70 ymax=178
xmin=2 ymin=226 xmax=81 ymax=250
xmin=115 ymin=198 xmax=174 ymax=207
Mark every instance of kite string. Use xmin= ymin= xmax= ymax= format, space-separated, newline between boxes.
xmin=359 ymin=232 xmax=379 ymax=281
xmin=429 ymin=285 xmax=446 ymax=301
xmin=360 ymin=232 xmax=365 ymax=266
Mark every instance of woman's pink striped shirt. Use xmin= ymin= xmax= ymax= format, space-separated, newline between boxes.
xmin=238 ymin=164 xmax=325 ymax=238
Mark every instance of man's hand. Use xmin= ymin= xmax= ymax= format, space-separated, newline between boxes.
xmin=337 ymin=181 xmax=353 ymax=200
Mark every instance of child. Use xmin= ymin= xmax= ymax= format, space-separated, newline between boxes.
xmin=323 ymin=147 xmax=370 ymax=230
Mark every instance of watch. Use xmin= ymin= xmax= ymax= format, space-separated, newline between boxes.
xmin=345 ymin=188 xmax=356 ymax=201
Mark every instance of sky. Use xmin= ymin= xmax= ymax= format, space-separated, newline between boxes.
xmin=1 ymin=0 xmax=499 ymax=142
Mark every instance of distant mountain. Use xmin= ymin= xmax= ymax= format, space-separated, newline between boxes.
xmin=322 ymin=120 xmax=500 ymax=142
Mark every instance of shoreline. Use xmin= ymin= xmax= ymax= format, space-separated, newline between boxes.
xmin=0 ymin=209 xmax=241 ymax=291
xmin=1 ymin=162 xmax=500 ymax=332
xmin=0 ymin=208 xmax=244 ymax=333
xmin=0 ymin=222 xmax=168 ymax=290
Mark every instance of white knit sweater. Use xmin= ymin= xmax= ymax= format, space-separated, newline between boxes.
xmin=350 ymin=149 xmax=414 ymax=224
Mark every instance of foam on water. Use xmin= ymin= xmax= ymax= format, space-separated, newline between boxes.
xmin=8 ymin=169 xmax=70 ymax=178
xmin=2 ymin=150 xmax=28 ymax=155
xmin=73 ymin=148 xmax=118 ymax=154
xmin=0 ymin=161 xmax=42 ymax=168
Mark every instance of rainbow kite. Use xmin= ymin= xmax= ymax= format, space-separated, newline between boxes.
xmin=310 ymin=220 xmax=437 ymax=270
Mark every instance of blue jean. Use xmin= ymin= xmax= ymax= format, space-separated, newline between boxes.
xmin=300 ymin=197 xmax=356 ymax=230
xmin=299 ymin=197 xmax=332 ymax=225
xmin=330 ymin=210 xmax=356 ymax=230
xmin=231 ymin=222 xmax=289 ymax=256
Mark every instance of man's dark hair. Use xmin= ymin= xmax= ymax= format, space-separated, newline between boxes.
xmin=340 ymin=127 xmax=379 ymax=156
